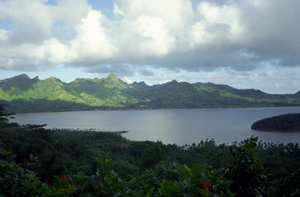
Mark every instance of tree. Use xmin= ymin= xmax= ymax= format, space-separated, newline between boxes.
xmin=141 ymin=144 xmax=163 ymax=170
xmin=0 ymin=103 xmax=14 ymax=124
xmin=226 ymin=136 xmax=269 ymax=197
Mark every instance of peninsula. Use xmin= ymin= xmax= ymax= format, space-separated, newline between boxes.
xmin=251 ymin=113 xmax=300 ymax=132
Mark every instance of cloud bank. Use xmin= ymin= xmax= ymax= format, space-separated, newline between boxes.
xmin=0 ymin=0 xmax=299 ymax=77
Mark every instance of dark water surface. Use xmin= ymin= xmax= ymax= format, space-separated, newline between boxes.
xmin=12 ymin=107 xmax=300 ymax=145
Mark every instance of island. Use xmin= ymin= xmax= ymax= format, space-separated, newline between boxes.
xmin=251 ymin=113 xmax=300 ymax=131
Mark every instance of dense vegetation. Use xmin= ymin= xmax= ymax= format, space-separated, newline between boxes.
xmin=1 ymin=74 xmax=300 ymax=113
xmin=252 ymin=113 xmax=300 ymax=131
xmin=1 ymin=105 xmax=300 ymax=196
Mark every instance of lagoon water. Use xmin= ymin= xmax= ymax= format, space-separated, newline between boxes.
xmin=12 ymin=107 xmax=300 ymax=146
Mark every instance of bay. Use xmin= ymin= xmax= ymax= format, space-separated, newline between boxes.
xmin=12 ymin=107 xmax=300 ymax=146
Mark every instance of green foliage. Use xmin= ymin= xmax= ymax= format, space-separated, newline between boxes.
xmin=276 ymin=169 xmax=300 ymax=196
xmin=1 ymin=129 xmax=300 ymax=196
xmin=2 ymin=99 xmax=96 ymax=113
xmin=0 ymin=150 xmax=48 ymax=196
xmin=158 ymin=162 xmax=234 ymax=196
xmin=226 ymin=136 xmax=268 ymax=196
xmin=141 ymin=144 xmax=163 ymax=170
xmin=0 ymin=103 xmax=14 ymax=123
xmin=1 ymin=103 xmax=300 ymax=196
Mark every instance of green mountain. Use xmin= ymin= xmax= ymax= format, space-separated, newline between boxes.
xmin=1 ymin=74 xmax=300 ymax=113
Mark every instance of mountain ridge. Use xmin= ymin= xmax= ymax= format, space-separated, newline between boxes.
xmin=1 ymin=73 xmax=300 ymax=113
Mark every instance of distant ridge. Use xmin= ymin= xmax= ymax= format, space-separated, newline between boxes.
xmin=1 ymin=74 xmax=300 ymax=113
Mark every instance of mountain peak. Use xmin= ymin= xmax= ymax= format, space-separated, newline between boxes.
xmin=13 ymin=74 xmax=31 ymax=81
xmin=46 ymin=76 xmax=63 ymax=83
xmin=103 ymin=73 xmax=121 ymax=83
xmin=6 ymin=74 xmax=39 ymax=84
xmin=32 ymin=76 xmax=39 ymax=82
xmin=101 ymin=73 xmax=129 ymax=88
xmin=1 ymin=74 xmax=36 ymax=90
xmin=132 ymin=81 xmax=149 ymax=89
xmin=106 ymin=73 xmax=118 ymax=80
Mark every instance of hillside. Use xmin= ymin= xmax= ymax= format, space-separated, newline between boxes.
xmin=1 ymin=74 xmax=300 ymax=113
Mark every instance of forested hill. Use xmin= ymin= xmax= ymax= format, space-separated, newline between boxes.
xmin=1 ymin=74 xmax=300 ymax=113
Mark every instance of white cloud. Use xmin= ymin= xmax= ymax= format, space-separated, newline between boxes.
xmin=0 ymin=29 xmax=9 ymax=42
xmin=113 ymin=3 xmax=123 ymax=17
xmin=0 ymin=0 xmax=52 ymax=44
xmin=66 ymin=10 xmax=117 ymax=63
xmin=199 ymin=2 xmax=243 ymax=39
xmin=133 ymin=15 xmax=175 ymax=57
xmin=43 ymin=38 xmax=67 ymax=63
xmin=109 ymin=0 xmax=194 ymax=58
xmin=51 ymin=0 xmax=90 ymax=27
xmin=0 ymin=0 xmax=299 ymax=93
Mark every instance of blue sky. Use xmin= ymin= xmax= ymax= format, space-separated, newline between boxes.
xmin=0 ymin=0 xmax=299 ymax=94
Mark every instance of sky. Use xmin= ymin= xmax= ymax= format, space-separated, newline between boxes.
xmin=0 ymin=0 xmax=299 ymax=94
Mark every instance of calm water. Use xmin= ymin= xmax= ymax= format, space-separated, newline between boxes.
xmin=12 ymin=107 xmax=300 ymax=146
